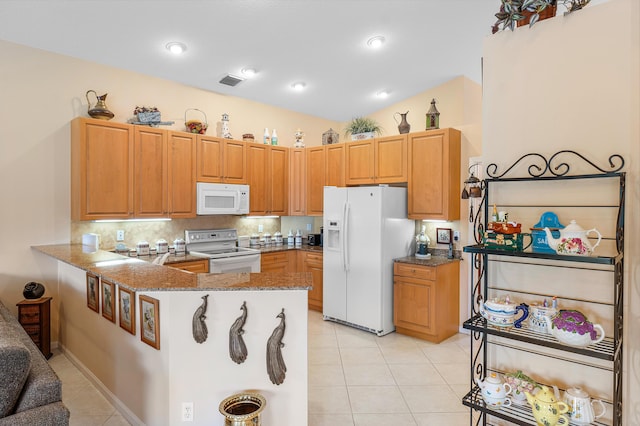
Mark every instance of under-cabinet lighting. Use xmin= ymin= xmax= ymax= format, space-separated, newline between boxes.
xmin=422 ymin=219 xmax=447 ymax=223
xmin=95 ymin=259 xmax=145 ymax=267
xmin=244 ymin=216 xmax=280 ymax=219
xmin=93 ymin=218 xmax=172 ymax=223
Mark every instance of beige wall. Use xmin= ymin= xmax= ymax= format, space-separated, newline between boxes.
xmin=482 ymin=0 xmax=639 ymax=422
xmin=0 ymin=38 xmax=481 ymax=345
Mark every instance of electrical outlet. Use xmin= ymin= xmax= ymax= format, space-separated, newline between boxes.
xmin=453 ymin=231 xmax=460 ymax=242
xmin=258 ymin=224 xmax=264 ymax=232
xmin=182 ymin=402 xmax=193 ymax=422
xmin=306 ymin=223 xmax=312 ymax=231
xmin=116 ymin=230 xmax=125 ymax=241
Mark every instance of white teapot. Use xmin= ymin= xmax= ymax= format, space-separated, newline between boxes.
xmin=564 ymin=387 xmax=606 ymax=425
xmin=476 ymin=372 xmax=512 ymax=409
xmin=544 ymin=220 xmax=601 ymax=256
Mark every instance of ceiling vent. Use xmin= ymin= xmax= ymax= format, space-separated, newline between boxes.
xmin=219 ymin=74 xmax=244 ymax=87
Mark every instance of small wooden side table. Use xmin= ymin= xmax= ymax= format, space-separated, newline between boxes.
xmin=17 ymin=297 xmax=52 ymax=359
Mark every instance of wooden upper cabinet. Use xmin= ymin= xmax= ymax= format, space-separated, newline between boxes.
xmin=325 ymin=144 xmax=345 ymax=187
xmin=407 ymin=129 xmax=461 ymax=221
xmin=288 ymin=148 xmax=306 ymax=216
xmin=306 ymin=146 xmax=325 ymax=216
xmin=247 ymin=145 xmax=288 ymax=216
xmin=134 ymin=126 xmax=167 ymax=217
xmin=197 ymin=136 xmax=247 ymax=184
xmin=71 ymin=118 xmax=134 ymax=220
xmin=167 ymin=132 xmax=196 ymax=218
xmin=375 ymin=135 xmax=408 ymax=183
xmin=345 ymin=139 xmax=375 ymax=185
xmin=247 ymin=144 xmax=269 ymax=215
xmin=345 ymin=136 xmax=407 ymax=185
xmin=223 ymin=139 xmax=248 ymax=184
xmin=269 ymin=146 xmax=289 ymax=216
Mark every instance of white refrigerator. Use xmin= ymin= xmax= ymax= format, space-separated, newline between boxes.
xmin=323 ymin=186 xmax=415 ymax=336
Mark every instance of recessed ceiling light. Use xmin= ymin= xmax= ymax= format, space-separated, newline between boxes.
xmin=376 ymin=90 xmax=390 ymax=99
xmin=166 ymin=42 xmax=187 ymax=55
xmin=291 ymin=82 xmax=306 ymax=91
xmin=241 ymin=68 xmax=257 ymax=78
xmin=367 ymin=36 xmax=386 ymax=49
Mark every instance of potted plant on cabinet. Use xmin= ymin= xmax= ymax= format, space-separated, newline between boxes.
xmin=492 ymin=0 xmax=590 ymax=33
xmin=344 ymin=117 xmax=383 ymax=141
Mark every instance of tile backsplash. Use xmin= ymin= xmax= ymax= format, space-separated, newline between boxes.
xmin=71 ymin=216 xmax=323 ymax=250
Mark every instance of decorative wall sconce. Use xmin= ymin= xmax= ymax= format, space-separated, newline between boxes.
xmin=426 ymin=98 xmax=440 ymax=130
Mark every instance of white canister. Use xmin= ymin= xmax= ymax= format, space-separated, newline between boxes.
xmin=156 ymin=239 xmax=168 ymax=254
xmin=250 ymin=233 xmax=260 ymax=247
xmin=174 ymin=238 xmax=186 ymax=254
xmin=264 ymin=232 xmax=272 ymax=246
xmin=274 ymin=231 xmax=283 ymax=245
xmin=287 ymin=230 xmax=294 ymax=246
xmin=295 ymin=230 xmax=302 ymax=247
xmin=136 ymin=241 xmax=150 ymax=256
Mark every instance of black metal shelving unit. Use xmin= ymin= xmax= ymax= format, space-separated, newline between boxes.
xmin=463 ymin=151 xmax=625 ymax=426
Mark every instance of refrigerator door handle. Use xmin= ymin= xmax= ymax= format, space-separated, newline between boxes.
xmin=344 ymin=201 xmax=350 ymax=272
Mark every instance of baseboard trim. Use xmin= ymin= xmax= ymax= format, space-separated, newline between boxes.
xmin=59 ymin=344 xmax=144 ymax=426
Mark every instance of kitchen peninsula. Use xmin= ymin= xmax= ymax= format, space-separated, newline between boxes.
xmin=32 ymin=244 xmax=311 ymax=426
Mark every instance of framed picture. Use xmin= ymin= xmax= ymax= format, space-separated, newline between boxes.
xmin=436 ymin=228 xmax=452 ymax=244
xmin=118 ymin=286 xmax=135 ymax=335
xmin=101 ymin=278 xmax=116 ymax=323
xmin=86 ymin=272 xmax=99 ymax=313
xmin=140 ymin=295 xmax=160 ymax=350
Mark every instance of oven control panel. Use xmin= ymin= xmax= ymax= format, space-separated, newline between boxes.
xmin=185 ymin=229 xmax=238 ymax=244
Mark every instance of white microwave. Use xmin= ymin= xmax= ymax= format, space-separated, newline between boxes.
xmin=196 ymin=183 xmax=250 ymax=215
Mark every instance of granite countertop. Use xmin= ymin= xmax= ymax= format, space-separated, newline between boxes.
xmin=258 ymin=244 xmax=323 ymax=254
xmin=394 ymin=255 xmax=460 ymax=267
xmin=32 ymin=244 xmax=312 ymax=292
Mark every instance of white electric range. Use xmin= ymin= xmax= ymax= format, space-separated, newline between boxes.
xmin=185 ymin=228 xmax=261 ymax=273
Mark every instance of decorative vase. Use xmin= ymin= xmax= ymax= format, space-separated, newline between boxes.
xmin=86 ymin=90 xmax=114 ymax=120
xmin=394 ymin=111 xmax=410 ymax=134
xmin=23 ymin=282 xmax=45 ymax=299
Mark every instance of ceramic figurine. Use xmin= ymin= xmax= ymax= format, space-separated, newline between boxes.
xmin=294 ymin=128 xmax=305 ymax=147
xmin=221 ymin=113 xmax=232 ymax=139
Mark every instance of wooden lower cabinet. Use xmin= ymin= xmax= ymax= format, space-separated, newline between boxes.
xmin=260 ymin=250 xmax=296 ymax=273
xmin=393 ymin=261 xmax=459 ymax=343
xmin=169 ymin=259 xmax=209 ymax=273
xmin=17 ymin=297 xmax=52 ymax=359
xmin=299 ymin=251 xmax=323 ymax=312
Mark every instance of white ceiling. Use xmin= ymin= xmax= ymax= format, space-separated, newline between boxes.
xmin=0 ymin=1 xmax=519 ymax=121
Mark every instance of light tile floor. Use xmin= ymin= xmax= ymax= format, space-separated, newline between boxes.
xmin=51 ymin=310 xmax=473 ymax=425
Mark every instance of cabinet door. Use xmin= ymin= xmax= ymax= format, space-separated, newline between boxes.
xmin=71 ymin=118 xmax=134 ymax=220
xmin=408 ymin=129 xmax=461 ymax=220
xmin=394 ymin=278 xmax=435 ymax=335
xmin=289 ymin=148 xmax=306 ymax=216
xmin=168 ymin=132 xmax=196 ymax=218
xmin=134 ymin=126 xmax=167 ymax=217
xmin=301 ymin=251 xmax=323 ymax=312
xmin=197 ymin=136 xmax=224 ymax=182
xmin=247 ymin=144 xmax=269 ymax=215
xmin=345 ymin=139 xmax=375 ymax=185
xmin=375 ymin=135 xmax=407 ymax=183
xmin=325 ymin=144 xmax=345 ymax=187
xmin=269 ymin=146 xmax=289 ymax=216
xmin=223 ymin=140 xmax=247 ymax=184
xmin=306 ymin=146 xmax=325 ymax=216
xmin=261 ymin=251 xmax=294 ymax=273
